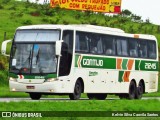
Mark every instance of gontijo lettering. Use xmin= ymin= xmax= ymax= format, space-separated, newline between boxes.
xmin=83 ymin=59 xmax=103 ymax=66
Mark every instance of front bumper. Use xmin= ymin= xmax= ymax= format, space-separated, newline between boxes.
xmin=9 ymin=80 xmax=73 ymax=93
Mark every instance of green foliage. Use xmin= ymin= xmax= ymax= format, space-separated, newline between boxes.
xmin=1 ymin=0 xmax=11 ymax=4
xmin=8 ymin=4 xmax=17 ymax=10
xmin=0 ymin=55 xmax=9 ymax=70
xmin=0 ymin=70 xmax=8 ymax=86
xmin=22 ymin=19 xmax=33 ymax=25
xmin=0 ymin=4 xmax=4 ymax=9
xmin=10 ymin=11 xmax=24 ymax=18
xmin=121 ymin=9 xmax=132 ymax=16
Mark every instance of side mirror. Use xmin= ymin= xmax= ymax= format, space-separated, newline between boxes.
xmin=1 ymin=40 xmax=12 ymax=57
xmin=55 ymin=40 xmax=63 ymax=56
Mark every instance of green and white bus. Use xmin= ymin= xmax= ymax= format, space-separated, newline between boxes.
xmin=1 ymin=25 xmax=159 ymax=100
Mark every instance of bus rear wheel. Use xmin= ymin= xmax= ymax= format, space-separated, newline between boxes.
xmin=69 ymin=80 xmax=82 ymax=100
xmin=87 ymin=93 xmax=107 ymax=100
xmin=29 ymin=93 xmax=42 ymax=100
xmin=135 ymin=81 xmax=144 ymax=99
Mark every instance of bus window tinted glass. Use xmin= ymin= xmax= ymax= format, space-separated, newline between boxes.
xmin=15 ymin=30 xmax=60 ymax=42
xmin=138 ymin=40 xmax=147 ymax=58
xmin=148 ymin=41 xmax=156 ymax=59
xmin=76 ymin=32 xmax=89 ymax=53
xmin=116 ymin=38 xmax=128 ymax=56
xmin=90 ymin=34 xmax=103 ymax=54
xmin=129 ymin=39 xmax=138 ymax=57
xmin=103 ymin=36 xmax=115 ymax=55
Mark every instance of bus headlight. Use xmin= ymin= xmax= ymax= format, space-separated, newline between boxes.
xmin=45 ymin=78 xmax=57 ymax=82
xmin=9 ymin=77 xmax=17 ymax=82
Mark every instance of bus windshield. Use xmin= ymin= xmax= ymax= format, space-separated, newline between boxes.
xmin=14 ymin=30 xmax=60 ymax=42
xmin=10 ymin=43 xmax=57 ymax=74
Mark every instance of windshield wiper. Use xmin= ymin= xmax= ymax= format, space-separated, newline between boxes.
xmin=28 ymin=49 xmax=32 ymax=64
xmin=36 ymin=49 xmax=40 ymax=64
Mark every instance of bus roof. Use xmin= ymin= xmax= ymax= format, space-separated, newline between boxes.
xmin=17 ymin=24 xmax=124 ymax=32
xmin=17 ymin=24 xmax=157 ymax=41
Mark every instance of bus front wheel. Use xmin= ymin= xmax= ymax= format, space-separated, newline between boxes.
xmin=128 ymin=81 xmax=137 ymax=99
xmin=29 ymin=93 xmax=42 ymax=100
xmin=69 ymin=80 xmax=82 ymax=100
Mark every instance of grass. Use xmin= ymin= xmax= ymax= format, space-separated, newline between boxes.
xmin=1 ymin=99 xmax=160 ymax=119
xmin=1 ymin=99 xmax=160 ymax=111
xmin=0 ymin=99 xmax=159 ymax=120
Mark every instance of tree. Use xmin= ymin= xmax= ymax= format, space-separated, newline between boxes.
xmin=121 ymin=9 xmax=132 ymax=17
xmin=145 ymin=18 xmax=150 ymax=24
xmin=131 ymin=14 xmax=142 ymax=22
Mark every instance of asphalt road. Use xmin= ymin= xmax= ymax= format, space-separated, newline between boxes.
xmin=0 ymin=97 xmax=160 ymax=102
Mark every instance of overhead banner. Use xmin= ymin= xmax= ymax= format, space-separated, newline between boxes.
xmin=50 ymin=0 xmax=121 ymax=13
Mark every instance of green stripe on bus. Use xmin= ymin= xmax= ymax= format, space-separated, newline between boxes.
xmin=8 ymin=73 xmax=57 ymax=79
xmin=75 ymin=55 xmax=159 ymax=71
xmin=75 ymin=55 xmax=116 ymax=69
xmin=75 ymin=55 xmax=79 ymax=67
xmin=122 ymin=59 xmax=128 ymax=70
xmin=45 ymin=74 xmax=57 ymax=79
xmin=135 ymin=60 xmax=159 ymax=71
xmin=135 ymin=60 xmax=140 ymax=70
xmin=118 ymin=71 xmax=124 ymax=82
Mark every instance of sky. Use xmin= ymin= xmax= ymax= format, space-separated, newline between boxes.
xmin=121 ymin=0 xmax=160 ymax=25
xmin=28 ymin=0 xmax=160 ymax=25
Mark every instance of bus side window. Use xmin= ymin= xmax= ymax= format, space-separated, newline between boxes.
xmin=138 ymin=40 xmax=147 ymax=58
xmin=148 ymin=41 xmax=156 ymax=59
xmin=97 ymin=38 xmax=103 ymax=54
xmin=90 ymin=34 xmax=103 ymax=54
xmin=116 ymin=38 xmax=128 ymax=56
xmin=128 ymin=39 xmax=138 ymax=57
xmin=103 ymin=35 xmax=115 ymax=56
xmin=76 ymin=32 xmax=89 ymax=53
xmin=75 ymin=35 xmax=80 ymax=51
xmin=90 ymin=34 xmax=96 ymax=54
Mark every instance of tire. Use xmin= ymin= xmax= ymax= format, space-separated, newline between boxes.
xmin=135 ymin=82 xmax=144 ymax=99
xmin=29 ymin=93 xmax=41 ymax=100
xmin=69 ymin=80 xmax=82 ymax=100
xmin=128 ymin=81 xmax=137 ymax=99
xmin=87 ymin=93 xmax=107 ymax=100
